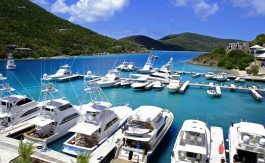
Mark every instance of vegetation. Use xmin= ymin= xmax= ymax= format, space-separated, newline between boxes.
xmin=122 ymin=32 xmax=244 ymax=52
xmin=191 ymin=48 xmax=254 ymax=70
xmin=72 ymin=153 xmax=91 ymax=163
xmin=247 ymin=65 xmax=259 ymax=75
xmin=0 ymin=0 xmax=146 ymax=59
xmin=250 ymin=34 xmax=265 ymax=46
xmin=15 ymin=140 xmax=34 ymax=163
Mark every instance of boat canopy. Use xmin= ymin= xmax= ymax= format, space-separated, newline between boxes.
xmin=69 ymin=122 xmax=99 ymax=135
xmin=29 ymin=117 xmax=54 ymax=127
xmin=239 ymin=122 xmax=265 ymax=136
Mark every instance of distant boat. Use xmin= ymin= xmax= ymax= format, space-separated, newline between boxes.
xmin=6 ymin=53 xmax=16 ymax=70
xmin=131 ymin=76 xmax=150 ymax=90
xmin=167 ymin=74 xmax=181 ymax=93
xmin=207 ymin=89 xmax=217 ymax=97
xmin=121 ymin=62 xmax=136 ymax=71
xmin=96 ymin=69 xmax=121 ymax=88
xmin=48 ymin=64 xmax=73 ymax=80
xmin=205 ymin=72 xmax=215 ymax=80
xmin=152 ymin=80 xmax=164 ymax=90
xmin=138 ymin=54 xmax=158 ymax=74
xmin=116 ymin=61 xmax=128 ymax=70
xmin=215 ymin=73 xmax=227 ymax=82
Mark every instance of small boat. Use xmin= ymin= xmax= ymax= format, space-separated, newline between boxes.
xmin=6 ymin=53 xmax=16 ymax=70
xmin=131 ymin=76 xmax=150 ymax=90
xmin=138 ymin=54 xmax=158 ymax=74
xmin=112 ymin=105 xmax=174 ymax=163
xmin=0 ymin=74 xmax=40 ymax=131
xmin=215 ymin=72 xmax=227 ymax=82
xmin=167 ymin=74 xmax=181 ymax=93
xmin=48 ymin=64 xmax=73 ymax=80
xmin=23 ymin=74 xmax=80 ymax=147
xmin=62 ymin=81 xmax=133 ymax=155
xmin=121 ymin=62 xmax=136 ymax=71
xmin=207 ymin=87 xmax=218 ymax=97
xmin=171 ymin=120 xmax=210 ymax=163
xmin=205 ymin=72 xmax=215 ymax=80
xmin=152 ymin=81 xmax=164 ymax=90
xmin=192 ymin=73 xmax=201 ymax=78
xmin=120 ymin=79 xmax=132 ymax=87
xmin=229 ymin=121 xmax=265 ymax=163
xmin=116 ymin=61 xmax=128 ymax=70
xmin=96 ymin=69 xmax=121 ymax=88
xmin=84 ymin=70 xmax=99 ymax=80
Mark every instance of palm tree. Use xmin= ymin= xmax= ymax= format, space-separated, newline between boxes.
xmin=15 ymin=140 xmax=34 ymax=163
xmin=75 ymin=153 xmax=91 ymax=163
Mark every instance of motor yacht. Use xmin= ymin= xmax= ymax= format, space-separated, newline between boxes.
xmin=215 ymin=72 xmax=227 ymax=82
xmin=167 ymin=74 xmax=181 ymax=93
xmin=23 ymin=74 xmax=80 ymax=147
xmin=229 ymin=121 xmax=265 ymax=163
xmin=152 ymin=81 xmax=164 ymax=90
xmin=171 ymin=120 xmax=210 ymax=163
xmin=122 ymin=62 xmax=136 ymax=72
xmin=131 ymin=76 xmax=150 ymax=90
xmin=120 ymin=79 xmax=132 ymax=87
xmin=113 ymin=105 xmax=174 ymax=163
xmin=6 ymin=53 xmax=16 ymax=70
xmin=116 ymin=61 xmax=128 ymax=70
xmin=205 ymin=72 xmax=215 ymax=80
xmin=207 ymin=87 xmax=218 ymax=97
xmin=96 ymin=69 xmax=121 ymax=88
xmin=138 ymin=54 xmax=157 ymax=74
xmin=62 ymin=81 xmax=133 ymax=155
xmin=0 ymin=74 xmax=39 ymax=131
xmin=48 ymin=64 xmax=73 ymax=80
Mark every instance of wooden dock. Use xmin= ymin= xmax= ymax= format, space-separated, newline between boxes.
xmin=209 ymin=126 xmax=226 ymax=163
xmin=179 ymin=81 xmax=190 ymax=93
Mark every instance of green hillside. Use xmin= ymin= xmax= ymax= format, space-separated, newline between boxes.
xmin=0 ymin=0 xmax=145 ymax=58
xmin=120 ymin=35 xmax=184 ymax=51
xmin=160 ymin=32 xmax=244 ymax=52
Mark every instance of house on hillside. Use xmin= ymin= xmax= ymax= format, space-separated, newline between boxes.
xmin=227 ymin=42 xmax=249 ymax=51
xmin=249 ymin=45 xmax=264 ymax=56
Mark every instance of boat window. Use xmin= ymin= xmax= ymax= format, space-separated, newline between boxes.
xmin=60 ymin=113 xmax=79 ymax=125
xmin=186 ymin=152 xmax=197 ymax=158
xmin=1 ymin=101 xmax=6 ymax=106
xmin=16 ymin=98 xmax=33 ymax=106
xmin=104 ymin=117 xmax=118 ymax=131
xmin=43 ymin=107 xmax=51 ymax=111
xmin=156 ymin=123 xmax=165 ymax=138
xmin=58 ymin=103 xmax=73 ymax=111
xmin=21 ymin=107 xmax=39 ymax=117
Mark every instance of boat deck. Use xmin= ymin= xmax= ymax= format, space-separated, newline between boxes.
xmin=209 ymin=126 xmax=226 ymax=163
xmin=90 ymin=128 xmax=123 ymax=163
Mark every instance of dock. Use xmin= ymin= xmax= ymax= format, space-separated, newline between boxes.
xmin=249 ymin=89 xmax=263 ymax=101
xmin=90 ymin=129 xmax=123 ymax=163
xmin=215 ymin=86 xmax=222 ymax=96
xmin=230 ymin=84 xmax=236 ymax=91
xmin=179 ymin=81 xmax=190 ymax=93
xmin=0 ymin=122 xmax=76 ymax=163
xmin=209 ymin=126 xmax=226 ymax=163
xmin=57 ymin=74 xmax=84 ymax=82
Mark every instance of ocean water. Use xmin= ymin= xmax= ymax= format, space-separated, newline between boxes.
xmin=1 ymin=51 xmax=265 ymax=163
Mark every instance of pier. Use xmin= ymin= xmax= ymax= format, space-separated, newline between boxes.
xmin=57 ymin=74 xmax=85 ymax=82
xmin=250 ymin=89 xmax=263 ymax=101
xmin=179 ymin=81 xmax=190 ymax=93
xmin=209 ymin=126 xmax=226 ymax=163
xmin=216 ymin=86 xmax=221 ymax=96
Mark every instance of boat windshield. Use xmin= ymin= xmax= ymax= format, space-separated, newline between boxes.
xmin=130 ymin=120 xmax=153 ymax=130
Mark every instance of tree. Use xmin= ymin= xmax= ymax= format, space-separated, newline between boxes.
xmin=75 ymin=153 xmax=91 ymax=163
xmin=247 ymin=65 xmax=259 ymax=75
xmin=15 ymin=140 xmax=34 ymax=163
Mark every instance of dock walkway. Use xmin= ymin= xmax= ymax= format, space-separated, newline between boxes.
xmin=209 ymin=126 xmax=226 ymax=163
xmin=179 ymin=81 xmax=190 ymax=93
xmin=57 ymin=74 xmax=84 ymax=82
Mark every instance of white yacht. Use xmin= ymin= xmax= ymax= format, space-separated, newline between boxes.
xmin=6 ymin=53 xmax=16 ymax=70
xmin=207 ymin=88 xmax=217 ymax=97
xmin=23 ymin=74 xmax=80 ymax=147
xmin=229 ymin=121 xmax=265 ymax=163
xmin=215 ymin=72 xmax=227 ymax=82
xmin=113 ymin=105 xmax=174 ymax=163
xmin=120 ymin=79 xmax=132 ymax=87
xmin=0 ymin=74 xmax=39 ymax=131
xmin=131 ymin=76 xmax=150 ymax=90
xmin=49 ymin=64 xmax=73 ymax=80
xmin=152 ymin=81 xmax=164 ymax=90
xmin=205 ymin=72 xmax=215 ymax=80
xmin=138 ymin=54 xmax=157 ymax=74
xmin=96 ymin=69 xmax=121 ymax=88
xmin=122 ymin=62 xmax=136 ymax=71
xmin=116 ymin=61 xmax=128 ymax=70
xmin=62 ymin=81 xmax=133 ymax=155
xmin=167 ymin=74 xmax=181 ymax=93
xmin=171 ymin=120 xmax=210 ymax=163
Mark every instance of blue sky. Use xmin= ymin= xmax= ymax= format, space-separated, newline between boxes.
xmin=32 ymin=0 xmax=265 ymax=41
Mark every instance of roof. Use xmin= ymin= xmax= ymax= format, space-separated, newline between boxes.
xmin=69 ymin=122 xmax=99 ymax=135
xmin=181 ymin=120 xmax=208 ymax=134
xmin=239 ymin=122 xmax=265 ymax=136
xmin=29 ymin=117 xmax=54 ymax=126
xmin=132 ymin=105 xmax=162 ymax=122
xmin=256 ymin=53 xmax=265 ymax=58
xmin=250 ymin=45 xmax=264 ymax=49
xmin=2 ymin=95 xmax=27 ymax=103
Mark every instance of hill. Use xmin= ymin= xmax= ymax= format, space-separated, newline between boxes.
xmin=121 ymin=32 xmax=244 ymax=52
xmin=0 ymin=0 xmax=145 ymax=58
xmin=120 ymin=35 xmax=184 ymax=51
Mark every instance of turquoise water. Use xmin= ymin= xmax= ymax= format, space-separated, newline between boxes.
xmin=1 ymin=51 xmax=265 ymax=163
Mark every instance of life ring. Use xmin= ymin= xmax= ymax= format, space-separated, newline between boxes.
xmin=218 ymin=142 xmax=224 ymax=154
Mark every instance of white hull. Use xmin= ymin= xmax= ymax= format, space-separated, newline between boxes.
xmin=6 ymin=66 xmax=16 ymax=70
xmin=97 ymin=81 xmax=115 ymax=88
xmin=138 ymin=69 xmax=151 ymax=74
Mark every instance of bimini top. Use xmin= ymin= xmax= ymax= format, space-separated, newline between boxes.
xmin=239 ymin=122 xmax=265 ymax=136
xmin=130 ymin=105 xmax=163 ymax=122
xmin=69 ymin=121 xmax=99 ymax=136
xmin=181 ymin=120 xmax=207 ymax=134
xmin=29 ymin=116 xmax=54 ymax=127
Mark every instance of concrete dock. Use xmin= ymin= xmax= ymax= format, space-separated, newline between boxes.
xmin=216 ymin=86 xmax=222 ymax=96
xmin=209 ymin=126 xmax=226 ymax=163
xmin=250 ymin=89 xmax=263 ymax=101
xmin=57 ymin=74 xmax=84 ymax=82
xmin=179 ymin=81 xmax=190 ymax=93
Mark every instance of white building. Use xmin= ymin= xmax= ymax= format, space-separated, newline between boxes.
xmin=250 ymin=45 xmax=264 ymax=56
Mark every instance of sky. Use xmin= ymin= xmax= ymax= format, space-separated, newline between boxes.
xmin=32 ymin=0 xmax=265 ymax=41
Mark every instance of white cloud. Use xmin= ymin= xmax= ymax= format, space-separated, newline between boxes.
xmin=51 ymin=0 xmax=129 ymax=23
xmin=172 ymin=0 xmax=219 ymax=20
xmin=231 ymin=0 xmax=265 ymax=16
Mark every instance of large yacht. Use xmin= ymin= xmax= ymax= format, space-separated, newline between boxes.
xmin=167 ymin=74 xmax=181 ymax=93
xmin=96 ymin=69 xmax=121 ymax=88
xmin=62 ymin=81 xmax=133 ymax=155
xmin=229 ymin=121 xmax=265 ymax=163
xmin=122 ymin=62 xmax=136 ymax=71
xmin=23 ymin=74 xmax=80 ymax=147
xmin=113 ymin=105 xmax=174 ymax=163
xmin=131 ymin=76 xmax=150 ymax=90
xmin=6 ymin=53 xmax=16 ymax=70
xmin=0 ymin=74 xmax=39 ymax=131
xmin=171 ymin=120 xmax=211 ymax=163
xmin=138 ymin=54 xmax=157 ymax=74
xmin=48 ymin=64 xmax=73 ymax=80
xmin=116 ymin=61 xmax=128 ymax=70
